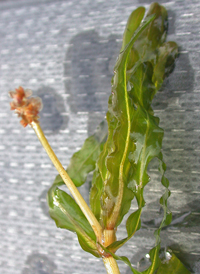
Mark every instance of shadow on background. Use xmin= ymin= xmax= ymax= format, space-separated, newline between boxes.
xmin=64 ymin=29 xmax=121 ymax=135
xmin=37 ymin=86 xmax=68 ymax=133
xmin=22 ymin=253 xmax=57 ymax=274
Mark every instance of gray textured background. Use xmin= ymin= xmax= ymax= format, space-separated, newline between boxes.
xmin=0 ymin=0 xmax=200 ymax=273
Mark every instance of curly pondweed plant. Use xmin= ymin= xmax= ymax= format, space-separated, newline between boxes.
xmin=9 ymin=3 xmax=191 ymax=274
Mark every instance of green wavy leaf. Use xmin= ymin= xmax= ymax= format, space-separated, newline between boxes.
xmin=100 ymin=245 xmax=190 ymax=274
xmin=90 ymin=13 xmax=156 ymax=229
xmin=54 ymin=120 xmax=107 ymax=187
xmin=131 ymin=3 xmax=168 ymax=64
xmin=121 ymin=7 xmax=145 ymax=51
xmin=90 ymin=2 xmax=178 ymax=273
xmin=156 ymin=250 xmax=191 ymax=274
xmin=90 ymin=3 xmax=178 ymax=230
xmin=141 ymin=158 xmax=171 ymax=274
xmin=47 ymin=186 xmax=100 ymax=257
xmin=152 ymin=41 xmax=179 ymax=90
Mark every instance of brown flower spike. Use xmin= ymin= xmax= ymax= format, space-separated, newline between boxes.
xmin=9 ymin=86 xmax=43 ymax=127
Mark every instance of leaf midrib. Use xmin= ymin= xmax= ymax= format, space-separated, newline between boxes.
xmin=108 ymin=60 xmax=131 ymax=228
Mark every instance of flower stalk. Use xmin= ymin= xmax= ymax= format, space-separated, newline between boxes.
xmin=31 ymin=121 xmax=103 ymax=243
xmin=9 ymin=86 xmax=120 ymax=274
xmin=32 ymin=122 xmax=121 ymax=273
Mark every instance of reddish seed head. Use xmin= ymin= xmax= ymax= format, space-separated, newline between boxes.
xmin=9 ymin=86 xmax=43 ymax=127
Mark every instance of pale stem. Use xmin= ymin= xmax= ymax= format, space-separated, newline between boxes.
xmin=102 ymin=230 xmax=121 ymax=274
xmin=31 ymin=122 xmax=102 ymax=242
xmin=103 ymin=257 xmax=121 ymax=274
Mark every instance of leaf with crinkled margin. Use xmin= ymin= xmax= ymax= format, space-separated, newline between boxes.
xmin=107 ymin=62 xmax=171 ymax=253
xmin=127 ymin=3 xmax=178 ymax=87
xmin=134 ymin=155 xmax=171 ymax=273
xmin=131 ymin=3 xmax=168 ymax=63
xmin=54 ymin=120 xmax=107 ymax=187
xmin=121 ymin=7 xmax=146 ymax=51
xmin=152 ymin=41 xmax=179 ymax=90
xmin=90 ymin=14 xmax=156 ymax=229
xmin=107 ymin=154 xmax=172 ymax=271
xmin=47 ymin=186 xmax=100 ymax=257
xmin=90 ymin=0 xmax=177 ymax=242
xmin=90 ymin=2 xmax=178 ymax=231
xmin=100 ymin=244 xmax=191 ymax=274
xmin=90 ymin=3 xmax=178 ymax=273
xmin=106 ymin=62 xmax=172 ymax=266
xmin=124 ymin=6 xmax=176 ymax=243
xmin=156 ymin=249 xmax=191 ymax=274
xmin=89 ymin=6 xmax=147 ymax=224
xmin=141 ymin=159 xmax=171 ymax=274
